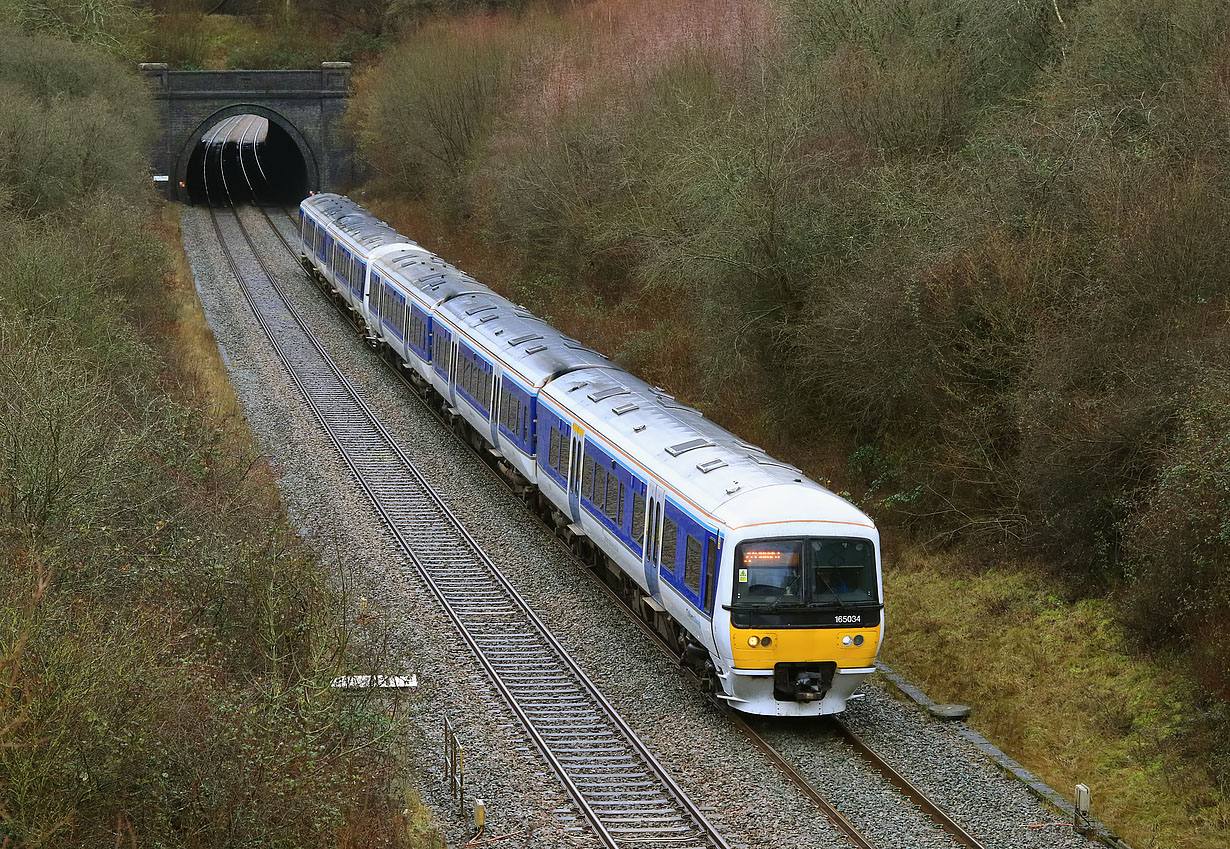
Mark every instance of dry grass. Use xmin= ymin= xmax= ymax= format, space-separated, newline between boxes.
xmin=159 ymin=206 xmax=242 ymax=422
xmin=882 ymin=550 xmax=1230 ymax=849
xmin=154 ymin=206 xmax=290 ymax=515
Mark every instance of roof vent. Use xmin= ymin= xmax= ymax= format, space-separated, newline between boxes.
xmin=697 ymin=459 xmax=728 ymax=474
xmin=466 ymin=304 xmax=497 ymax=316
xmin=509 ymin=333 xmax=543 ymax=345
xmin=612 ymin=402 xmax=639 ymax=415
xmin=667 ymin=438 xmax=713 ymax=457
xmin=755 ymin=457 xmax=802 ymax=473
xmin=587 ymin=387 xmax=629 ymax=402
xmin=525 ymin=344 xmax=547 ymax=355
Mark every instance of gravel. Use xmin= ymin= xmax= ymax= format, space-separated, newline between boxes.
xmin=179 ymin=202 xmax=1105 ymax=849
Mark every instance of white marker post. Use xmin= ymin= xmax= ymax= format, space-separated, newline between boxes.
xmin=1074 ymin=783 xmax=1091 ymax=835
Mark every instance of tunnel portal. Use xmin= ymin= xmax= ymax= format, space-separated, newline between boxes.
xmin=140 ymin=63 xmax=353 ymax=203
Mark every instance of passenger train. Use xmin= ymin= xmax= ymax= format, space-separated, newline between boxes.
xmin=298 ymin=193 xmax=884 ymax=716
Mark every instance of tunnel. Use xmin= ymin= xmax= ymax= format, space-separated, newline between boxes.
xmin=184 ymin=113 xmax=310 ymax=206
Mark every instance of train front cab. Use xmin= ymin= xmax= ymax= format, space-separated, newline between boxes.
xmin=714 ymin=525 xmax=883 ymax=717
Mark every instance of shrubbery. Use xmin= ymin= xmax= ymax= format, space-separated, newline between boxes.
xmin=0 ymin=29 xmax=427 ymax=847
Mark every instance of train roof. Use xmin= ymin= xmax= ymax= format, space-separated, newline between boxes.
xmin=302 ymin=193 xmax=403 ymax=253
xmin=372 ymin=248 xmax=491 ymax=308
xmin=436 ymin=291 xmax=615 ymax=389
xmin=543 ymin=367 xmax=874 ymax=533
xmin=302 ymin=195 xmax=872 ymax=535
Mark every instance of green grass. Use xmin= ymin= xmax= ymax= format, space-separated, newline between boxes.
xmin=882 ymin=550 xmax=1230 ymax=849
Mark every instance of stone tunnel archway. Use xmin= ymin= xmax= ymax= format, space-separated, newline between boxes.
xmin=177 ymin=104 xmax=320 ymax=203
xmin=140 ymin=63 xmax=353 ymax=203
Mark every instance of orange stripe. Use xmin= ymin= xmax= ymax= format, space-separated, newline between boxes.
xmin=728 ymin=518 xmax=876 ymax=531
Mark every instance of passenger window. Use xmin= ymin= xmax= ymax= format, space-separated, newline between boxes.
xmin=685 ymin=535 xmax=703 ymax=593
xmin=632 ymin=492 xmax=646 ymax=543
xmin=592 ymin=466 xmax=606 ymax=512
xmin=582 ymin=456 xmax=593 ymax=499
xmin=661 ymin=517 xmax=678 ymax=571
xmin=604 ymin=474 xmax=618 ymax=521
xmin=549 ymin=429 xmax=560 ymax=470
xmin=617 ymin=483 xmax=625 ymax=526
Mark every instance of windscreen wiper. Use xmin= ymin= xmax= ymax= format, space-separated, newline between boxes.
xmin=764 ymin=573 xmax=802 ymax=610
xmin=811 ymin=570 xmax=847 ymax=609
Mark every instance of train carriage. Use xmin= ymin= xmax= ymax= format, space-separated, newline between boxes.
xmin=367 ymin=248 xmax=486 ymax=388
xmin=299 ymin=194 xmax=411 ymax=319
xmin=538 ymin=368 xmax=883 ymax=715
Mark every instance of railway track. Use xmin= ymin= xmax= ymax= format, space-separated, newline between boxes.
xmin=204 ymin=197 xmax=732 ymax=849
xmin=253 ymin=203 xmax=992 ymax=849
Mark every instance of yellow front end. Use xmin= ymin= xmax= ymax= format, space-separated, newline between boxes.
xmin=729 ymin=624 xmax=880 ymax=670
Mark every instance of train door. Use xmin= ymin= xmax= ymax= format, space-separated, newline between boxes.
xmin=489 ymin=372 xmax=502 ymax=447
xmin=448 ymin=338 xmax=459 ymax=409
xmin=642 ymin=481 xmax=666 ymax=598
xmin=566 ymin=426 xmax=583 ymax=524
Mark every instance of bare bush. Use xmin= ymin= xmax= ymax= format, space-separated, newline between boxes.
xmin=0 ymin=322 xmax=150 ymax=538
xmin=351 ymin=18 xmax=523 ymax=205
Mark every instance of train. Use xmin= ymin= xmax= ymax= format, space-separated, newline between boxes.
xmin=297 ymin=193 xmax=884 ymax=716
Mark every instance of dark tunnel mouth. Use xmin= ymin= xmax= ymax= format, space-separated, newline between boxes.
xmin=185 ymin=114 xmax=309 ymax=206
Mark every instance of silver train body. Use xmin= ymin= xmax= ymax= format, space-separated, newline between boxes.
xmin=299 ymin=193 xmax=884 ymax=716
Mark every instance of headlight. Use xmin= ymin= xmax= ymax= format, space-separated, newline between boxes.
xmin=748 ymin=636 xmax=759 ymax=647
xmin=853 ymin=635 xmax=864 ymax=646
xmin=841 ymin=635 xmax=853 ymax=647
